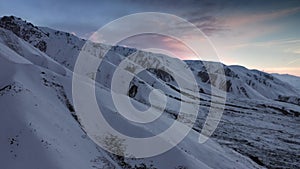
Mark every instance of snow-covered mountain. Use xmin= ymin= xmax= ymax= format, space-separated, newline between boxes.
xmin=0 ymin=16 xmax=299 ymax=169
xmin=272 ymin=73 xmax=300 ymax=92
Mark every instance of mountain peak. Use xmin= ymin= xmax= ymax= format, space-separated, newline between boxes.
xmin=1 ymin=15 xmax=22 ymax=21
xmin=0 ymin=15 xmax=50 ymax=52
xmin=0 ymin=15 xmax=37 ymax=31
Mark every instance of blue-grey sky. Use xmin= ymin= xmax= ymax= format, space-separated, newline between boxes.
xmin=1 ymin=0 xmax=300 ymax=76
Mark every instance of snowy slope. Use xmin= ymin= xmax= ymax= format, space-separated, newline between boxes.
xmin=272 ymin=73 xmax=300 ymax=92
xmin=0 ymin=16 xmax=264 ymax=169
xmin=0 ymin=15 xmax=299 ymax=169
xmin=1 ymin=16 xmax=299 ymax=102
xmin=0 ymin=16 xmax=84 ymax=71
xmin=185 ymin=61 xmax=300 ymax=101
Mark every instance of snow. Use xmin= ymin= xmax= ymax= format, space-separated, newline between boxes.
xmin=272 ymin=73 xmax=300 ymax=92
xmin=0 ymin=15 xmax=299 ymax=169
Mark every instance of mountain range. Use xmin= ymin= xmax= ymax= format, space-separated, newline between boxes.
xmin=0 ymin=16 xmax=299 ymax=169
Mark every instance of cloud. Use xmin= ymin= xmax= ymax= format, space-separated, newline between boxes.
xmin=224 ymin=7 xmax=300 ymax=27
xmin=175 ymin=15 xmax=227 ymax=36
xmin=117 ymin=34 xmax=198 ymax=60
xmin=291 ymin=49 xmax=300 ymax=54
xmin=286 ymin=58 xmax=300 ymax=65
xmin=226 ymin=38 xmax=300 ymax=50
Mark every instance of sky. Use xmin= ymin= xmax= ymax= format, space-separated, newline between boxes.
xmin=0 ymin=0 xmax=300 ymax=76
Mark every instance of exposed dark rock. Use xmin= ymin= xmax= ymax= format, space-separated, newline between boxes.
xmin=128 ymin=84 xmax=138 ymax=98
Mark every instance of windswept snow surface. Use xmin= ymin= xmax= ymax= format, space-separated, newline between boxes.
xmin=273 ymin=73 xmax=300 ymax=92
xmin=0 ymin=16 xmax=299 ymax=169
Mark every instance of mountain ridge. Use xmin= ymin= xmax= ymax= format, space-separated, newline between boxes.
xmin=1 ymin=15 xmax=299 ymax=103
xmin=0 ymin=15 xmax=299 ymax=169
